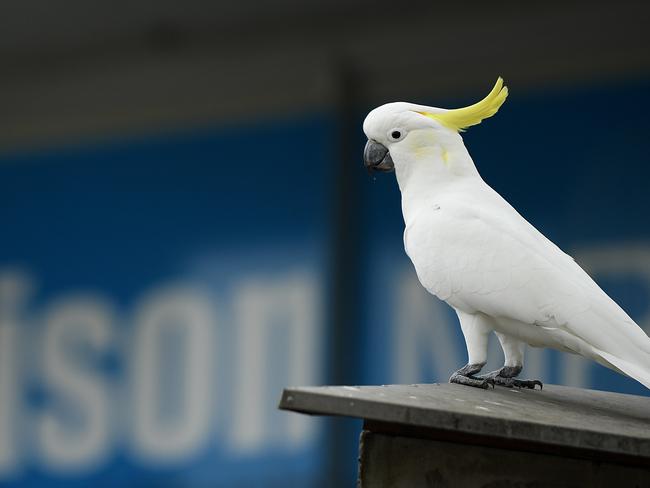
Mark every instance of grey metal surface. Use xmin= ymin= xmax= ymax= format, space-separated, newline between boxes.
xmin=358 ymin=431 xmax=650 ymax=488
xmin=279 ymin=383 xmax=650 ymax=458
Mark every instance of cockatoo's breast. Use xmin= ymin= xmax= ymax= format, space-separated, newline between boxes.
xmin=402 ymin=187 xmax=545 ymax=312
xmin=403 ymin=196 xmax=476 ymax=302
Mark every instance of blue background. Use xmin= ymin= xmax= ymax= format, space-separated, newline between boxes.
xmin=1 ymin=79 xmax=649 ymax=486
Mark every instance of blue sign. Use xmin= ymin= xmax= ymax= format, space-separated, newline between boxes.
xmin=0 ymin=117 xmax=332 ymax=486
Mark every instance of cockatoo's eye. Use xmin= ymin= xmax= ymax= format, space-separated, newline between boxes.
xmin=388 ymin=129 xmax=405 ymax=142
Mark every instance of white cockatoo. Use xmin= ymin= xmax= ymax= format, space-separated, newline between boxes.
xmin=362 ymin=78 xmax=650 ymax=389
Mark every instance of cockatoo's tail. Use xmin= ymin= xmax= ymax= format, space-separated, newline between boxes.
xmin=363 ymin=78 xmax=650 ymax=390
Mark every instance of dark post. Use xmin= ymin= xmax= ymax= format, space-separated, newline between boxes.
xmin=324 ymin=59 xmax=365 ymax=486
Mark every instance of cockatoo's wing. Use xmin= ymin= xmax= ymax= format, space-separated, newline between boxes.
xmin=406 ymin=188 xmax=650 ymax=387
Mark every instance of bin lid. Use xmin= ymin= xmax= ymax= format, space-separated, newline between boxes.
xmin=279 ymin=383 xmax=650 ymax=460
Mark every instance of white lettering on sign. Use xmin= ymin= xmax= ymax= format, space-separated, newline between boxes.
xmin=0 ymin=266 xmax=324 ymax=478
xmin=230 ymin=273 xmax=321 ymax=453
xmin=131 ymin=287 xmax=214 ymax=463
xmin=0 ymin=321 xmax=19 ymax=475
xmin=393 ymin=272 xmax=463 ymax=384
xmin=3 ymin=243 xmax=645 ymax=477
xmin=38 ymin=297 xmax=113 ymax=472
xmin=0 ymin=271 xmax=31 ymax=476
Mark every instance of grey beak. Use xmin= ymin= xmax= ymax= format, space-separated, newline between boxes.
xmin=363 ymin=140 xmax=394 ymax=173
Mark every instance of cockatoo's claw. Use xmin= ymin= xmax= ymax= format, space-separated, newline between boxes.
xmin=449 ymin=363 xmax=492 ymax=389
xmin=490 ymin=376 xmax=543 ymax=390
xmin=514 ymin=379 xmax=543 ymax=390
xmin=449 ymin=372 xmax=491 ymax=389
xmin=477 ymin=367 xmax=543 ymax=390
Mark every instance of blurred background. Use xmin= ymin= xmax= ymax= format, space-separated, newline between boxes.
xmin=1 ymin=1 xmax=650 ymax=486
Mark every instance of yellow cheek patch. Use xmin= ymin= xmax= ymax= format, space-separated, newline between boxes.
xmin=441 ymin=149 xmax=450 ymax=165
xmin=408 ymin=132 xmax=450 ymax=166
xmin=408 ymin=130 xmax=436 ymax=156
xmin=413 ymin=146 xmax=437 ymax=159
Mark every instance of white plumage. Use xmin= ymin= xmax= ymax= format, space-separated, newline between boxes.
xmin=362 ymin=79 xmax=650 ymax=389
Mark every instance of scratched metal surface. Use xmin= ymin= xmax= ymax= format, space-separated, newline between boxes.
xmin=279 ymin=383 xmax=650 ymax=458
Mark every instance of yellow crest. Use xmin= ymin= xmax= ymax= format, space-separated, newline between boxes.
xmin=418 ymin=77 xmax=508 ymax=132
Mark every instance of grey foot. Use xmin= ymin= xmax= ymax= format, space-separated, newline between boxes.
xmin=449 ymin=363 xmax=492 ymax=390
xmin=479 ymin=366 xmax=543 ymax=390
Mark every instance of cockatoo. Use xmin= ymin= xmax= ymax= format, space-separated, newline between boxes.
xmin=362 ymin=78 xmax=650 ymax=389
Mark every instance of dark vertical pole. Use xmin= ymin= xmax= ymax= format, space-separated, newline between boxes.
xmin=323 ymin=59 xmax=365 ymax=486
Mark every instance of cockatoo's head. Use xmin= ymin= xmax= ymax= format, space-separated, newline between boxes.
xmin=362 ymin=78 xmax=508 ymax=173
